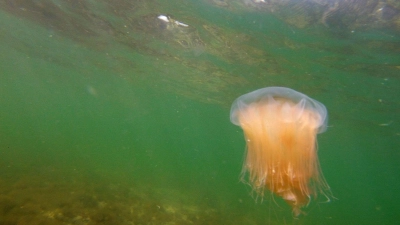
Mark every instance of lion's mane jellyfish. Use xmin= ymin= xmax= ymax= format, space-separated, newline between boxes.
xmin=230 ymin=87 xmax=330 ymax=216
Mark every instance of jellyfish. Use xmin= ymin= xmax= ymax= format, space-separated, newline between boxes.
xmin=230 ymin=87 xmax=330 ymax=216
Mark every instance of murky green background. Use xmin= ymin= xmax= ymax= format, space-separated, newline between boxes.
xmin=0 ymin=0 xmax=399 ymax=224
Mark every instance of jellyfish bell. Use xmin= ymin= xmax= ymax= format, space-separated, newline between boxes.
xmin=230 ymin=87 xmax=331 ymax=216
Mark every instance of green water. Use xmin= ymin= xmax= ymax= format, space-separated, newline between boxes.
xmin=0 ymin=0 xmax=399 ymax=224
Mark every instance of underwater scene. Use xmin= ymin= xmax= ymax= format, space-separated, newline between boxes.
xmin=0 ymin=0 xmax=399 ymax=224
